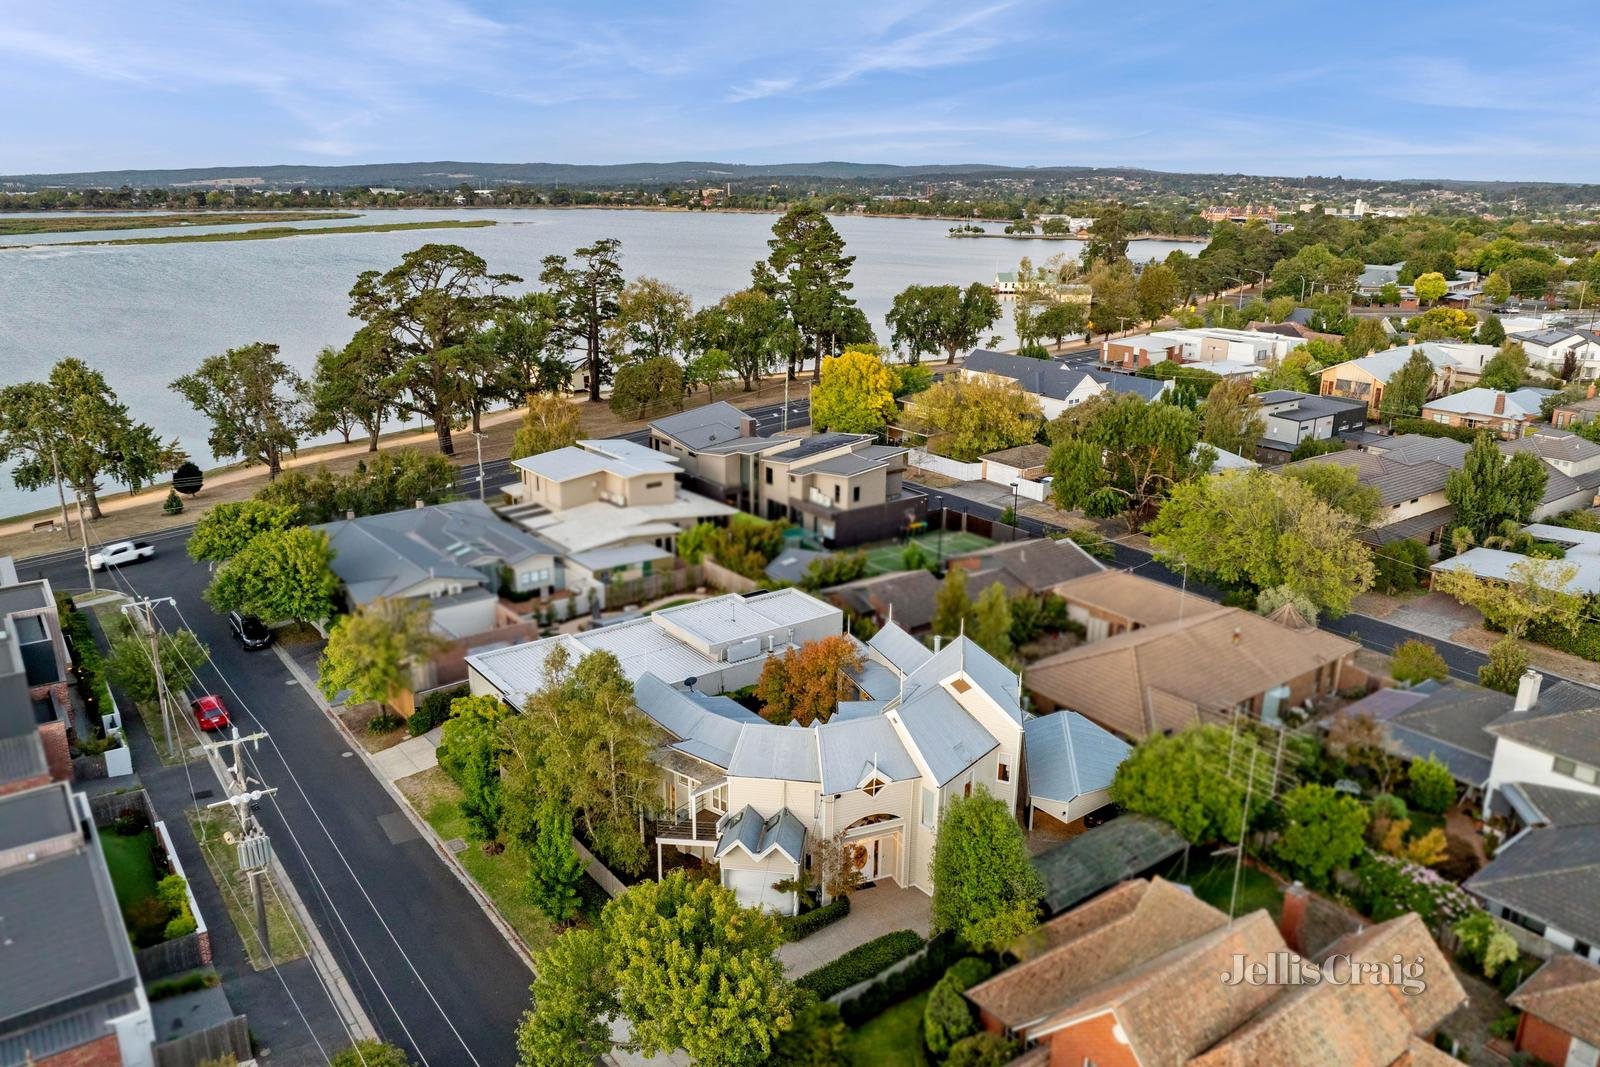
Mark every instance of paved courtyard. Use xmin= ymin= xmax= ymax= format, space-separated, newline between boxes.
xmin=776 ymin=883 xmax=932 ymax=977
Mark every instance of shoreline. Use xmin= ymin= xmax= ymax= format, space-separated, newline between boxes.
xmin=1 ymin=217 xmax=495 ymax=250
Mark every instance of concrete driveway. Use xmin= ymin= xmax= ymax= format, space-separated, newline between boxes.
xmin=777 ymin=883 xmax=932 ymax=977
xmin=1382 ymin=591 xmax=1483 ymax=642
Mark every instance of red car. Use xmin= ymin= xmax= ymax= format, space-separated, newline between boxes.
xmin=191 ymin=694 xmax=231 ymax=732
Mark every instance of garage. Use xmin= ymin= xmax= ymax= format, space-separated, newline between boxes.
xmin=723 ymin=868 xmax=796 ymax=914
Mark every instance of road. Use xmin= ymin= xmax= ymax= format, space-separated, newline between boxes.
xmin=23 ymin=549 xmax=533 ymax=1066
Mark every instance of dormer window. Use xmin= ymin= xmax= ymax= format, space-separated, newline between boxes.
xmin=862 ymin=777 xmax=885 ymax=797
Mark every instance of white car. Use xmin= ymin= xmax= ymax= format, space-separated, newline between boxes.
xmin=89 ymin=540 xmax=155 ymax=571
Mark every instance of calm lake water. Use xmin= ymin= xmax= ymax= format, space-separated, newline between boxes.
xmin=0 ymin=208 xmax=1191 ymax=516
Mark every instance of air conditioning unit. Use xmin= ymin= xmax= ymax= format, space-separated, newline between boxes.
xmin=725 ymin=638 xmax=762 ymax=663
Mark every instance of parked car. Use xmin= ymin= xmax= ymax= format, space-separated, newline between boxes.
xmin=88 ymin=540 xmax=154 ymax=571
xmin=191 ymin=694 xmax=231 ymax=732
xmin=228 ymin=612 xmax=273 ymax=651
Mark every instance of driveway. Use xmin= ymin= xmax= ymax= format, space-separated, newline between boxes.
xmin=1381 ymin=591 xmax=1483 ymax=642
xmin=777 ymin=883 xmax=932 ymax=977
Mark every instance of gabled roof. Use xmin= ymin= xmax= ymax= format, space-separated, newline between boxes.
xmin=633 ymin=674 xmax=764 ymax=770
xmin=1504 ymin=430 xmax=1600 ymax=465
xmin=1423 ymin=387 xmax=1549 ymax=420
xmin=816 ymin=714 xmax=919 ymax=794
xmin=725 ymin=722 xmax=821 ymax=782
xmin=1486 ymin=679 xmax=1600 ymax=765
xmin=713 ymin=805 xmax=806 ymax=864
xmin=894 ymin=683 xmax=998 ymax=786
xmin=1350 ymin=679 xmax=1508 ymax=788
xmin=1466 ymin=824 xmax=1600 ymax=948
xmin=867 ymin=621 xmax=933 ymax=675
xmin=1316 ymin=913 xmax=1467 ymax=1036
xmin=1509 ymin=955 xmax=1600 ymax=1048
xmin=1501 ymin=782 xmax=1600 ymax=828
xmin=950 ymin=537 xmax=1105 ymax=593
xmin=1285 ymin=448 xmax=1452 ymax=508
xmin=512 ymin=437 xmax=680 ymax=481
xmin=649 ymin=401 xmax=751 ymax=451
xmin=1048 ymin=569 xmax=1214 ymax=627
xmin=1023 ymin=711 xmax=1130 ymax=805
xmin=828 ymin=570 xmax=943 ymax=631
xmin=962 ymin=349 xmax=1166 ymax=402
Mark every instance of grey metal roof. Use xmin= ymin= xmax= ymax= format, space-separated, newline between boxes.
xmin=1256 ymin=393 xmax=1367 ymax=422
xmin=0 ymin=581 xmax=52 ymax=621
xmin=0 ymin=786 xmax=74 ymax=854
xmin=816 ymin=715 xmax=919 ymax=794
xmin=1030 ymin=814 xmax=1189 ymax=915
xmin=725 ymin=722 xmax=820 ymax=782
xmin=713 ymin=805 xmax=806 ymax=863
xmin=0 ymin=790 xmax=140 ymax=1029
xmin=1466 ymin=825 xmax=1600 ymax=947
xmin=792 ymin=451 xmax=884 ymax=477
xmin=1509 ymin=328 xmax=1582 ymax=347
xmin=895 ymin=683 xmax=997 ymax=786
xmin=633 ymin=674 xmax=761 ymax=770
xmin=901 ymin=635 xmax=1024 ymax=726
xmin=773 ymin=432 xmax=870 ymax=462
xmin=965 ymin=350 xmax=1167 ymax=403
xmin=848 ymin=660 xmax=901 ymax=702
xmin=650 ymin=401 xmax=751 ymax=451
xmin=867 ymin=622 xmax=933 ymax=675
xmin=764 ymin=548 xmax=832 ymax=585
xmin=1084 ymin=368 xmax=1169 ymax=401
xmin=1023 ymin=711 xmax=1131 ymax=805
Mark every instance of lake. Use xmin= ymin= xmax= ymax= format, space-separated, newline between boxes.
xmin=0 ymin=208 xmax=1191 ymax=516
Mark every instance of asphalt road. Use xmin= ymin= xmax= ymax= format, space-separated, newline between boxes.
xmin=22 ymin=548 xmax=533 ymax=1066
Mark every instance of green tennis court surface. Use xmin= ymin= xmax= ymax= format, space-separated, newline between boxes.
xmin=861 ymin=531 xmax=992 ymax=575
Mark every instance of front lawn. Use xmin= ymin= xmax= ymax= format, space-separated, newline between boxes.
xmin=1175 ymin=852 xmax=1284 ymax=921
xmin=846 ymin=991 xmax=931 ymax=1067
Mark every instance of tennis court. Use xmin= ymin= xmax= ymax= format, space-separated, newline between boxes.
xmin=861 ymin=530 xmax=992 ymax=575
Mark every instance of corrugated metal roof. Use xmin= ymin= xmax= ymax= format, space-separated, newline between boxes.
xmin=895 ymin=684 xmax=997 ymax=786
xmin=867 ymin=622 xmax=932 ymax=675
xmin=1024 ymin=711 xmax=1131 ymax=804
xmin=725 ymin=723 xmax=820 ymax=782
xmin=816 ymin=715 xmax=918 ymax=794
xmin=714 ymin=805 xmax=806 ymax=863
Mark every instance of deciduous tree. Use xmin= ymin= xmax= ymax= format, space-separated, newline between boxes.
xmin=609 ymin=356 xmax=684 ymax=419
xmin=187 ymin=500 xmax=302 ymax=563
xmin=810 ymin=349 xmax=897 ymax=434
xmin=1344 ymin=317 xmax=1389 ymax=359
xmin=1390 ymin=640 xmax=1448 ymax=686
xmin=1479 ymin=636 xmax=1530 ymax=694
xmin=1482 ymin=271 xmax=1511 ymax=305
xmin=1407 ymin=756 xmax=1456 ymax=815
xmin=1413 ymin=272 xmax=1448 ymax=306
xmin=1283 ymin=462 xmax=1381 ymax=525
xmin=755 ymin=635 xmax=864 ymax=726
xmin=106 ymin=621 xmax=208 ymax=709
xmin=1197 ymin=377 xmax=1265 ymax=460
xmin=1110 ymin=724 xmax=1270 ymax=844
xmin=930 ymin=786 xmax=1043 ymax=951
xmin=1045 ymin=393 xmax=1207 ymax=526
xmin=1409 ymin=307 xmax=1477 ymax=342
xmin=204 ymin=526 xmax=339 ymax=624
xmin=1477 ymin=342 xmax=1529 ymax=391
xmin=171 ymin=342 xmax=305 ymax=478
xmin=1432 ymin=556 xmax=1583 ymax=641
xmin=1272 ymin=784 xmax=1369 ymax=887
xmin=1445 ymin=433 xmax=1546 ymax=543
xmin=317 ymin=598 xmax=443 ymax=710
xmin=515 ymin=929 xmax=617 ymax=1067
xmin=970 ymin=582 xmax=1013 ymax=663
xmin=331 ymin=1041 xmax=412 ymax=1067
xmin=484 ymin=291 xmax=572 ymax=400
xmin=510 ymin=393 xmax=580 ymax=459
xmin=911 ymin=378 xmax=1042 ymax=462
xmin=527 ymin=802 xmax=585 ymax=923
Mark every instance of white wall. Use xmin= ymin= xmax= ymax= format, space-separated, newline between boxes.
xmin=1486 ymin=735 xmax=1600 ymax=814
xmin=909 ymin=449 xmax=983 ymax=481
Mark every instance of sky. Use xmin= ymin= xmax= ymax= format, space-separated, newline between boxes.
xmin=3 ymin=0 xmax=1599 ymax=182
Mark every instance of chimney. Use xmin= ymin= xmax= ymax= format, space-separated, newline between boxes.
xmin=740 ymin=414 xmax=756 ymax=438
xmin=1514 ymin=669 xmax=1543 ymax=713
xmin=1279 ymin=882 xmax=1309 ymax=954
xmin=933 ymin=635 xmax=943 ymax=653
xmin=1231 ymin=626 xmax=1242 ymax=646
xmin=1494 ymin=392 xmax=1506 ymax=415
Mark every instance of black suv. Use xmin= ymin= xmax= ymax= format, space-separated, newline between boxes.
xmin=228 ymin=611 xmax=273 ymax=651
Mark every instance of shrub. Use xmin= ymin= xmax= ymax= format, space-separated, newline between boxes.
xmin=157 ymin=875 xmax=197 ymax=940
xmin=114 ymin=809 xmax=151 ymax=836
xmin=1489 ymin=1011 xmax=1520 ymax=1041
xmin=1407 ymin=756 xmax=1456 ymax=814
xmin=799 ymin=551 xmax=869 ymax=591
xmin=1391 ymin=640 xmax=1448 ymax=686
xmin=1479 ymin=637 xmax=1529 ymax=694
xmin=367 ymin=712 xmax=404 ymax=734
xmin=409 ymin=684 xmax=467 ymax=736
xmin=797 ymin=929 xmax=926 ymax=1001
xmin=163 ymin=488 xmax=184 ymax=515
xmin=1389 ymin=417 xmax=1478 ymax=443
xmin=924 ymin=974 xmax=977 ymax=1058
xmin=947 ymin=1033 xmax=1020 ymax=1067
xmin=1290 ymin=437 xmax=1345 ymax=461
xmin=1373 ymin=539 xmax=1430 ymax=595
xmin=147 ymin=970 xmax=220 ymax=1001
xmin=778 ymin=895 xmax=850 ymax=942
xmin=838 ymin=933 xmax=966 ymax=1027
xmin=1054 ymin=527 xmax=1113 ymax=560
xmin=125 ymin=897 xmax=173 ymax=947
xmin=1371 ymin=793 xmax=1408 ymax=822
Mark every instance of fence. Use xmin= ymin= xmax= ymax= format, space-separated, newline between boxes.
xmin=152 ymin=1015 xmax=251 ymax=1067
xmin=603 ymin=565 xmax=708 ymax=607
xmin=700 ymin=558 xmax=757 ymax=594
xmin=88 ymin=787 xmax=156 ymax=829
xmin=135 ymin=933 xmax=209 ymax=982
xmin=907 ymin=448 xmax=982 ymax=482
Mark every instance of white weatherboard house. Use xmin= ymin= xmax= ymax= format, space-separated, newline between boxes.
xmin=467 ymin=591 xmax=1129 ymax=915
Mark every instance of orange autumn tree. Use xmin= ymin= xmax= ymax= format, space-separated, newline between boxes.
xmin=756 ymin=635 xmax=864 ymax=726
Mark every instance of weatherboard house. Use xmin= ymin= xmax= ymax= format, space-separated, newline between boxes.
xmin=470 ymin=592 xmax=1128 ymax=914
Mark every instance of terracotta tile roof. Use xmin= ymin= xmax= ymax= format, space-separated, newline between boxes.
xmin=1508 ymin=954 xmax=1600 ymax=1048
xmin=1191 ymin=979 xmax=1417 ymax=1067
xmin=1401 ymin=1037 xmax=1470 ymax=1066
xmin=1029 ymin=910 xmax=1291 ymax=1063
xmin=1025 ymin=606 xmax=1357 ymax=739
xmin=1317 ymin=914 xmax=1467 ymax=1037
xmin=967 ymin=878 xmax=1226 ymax=1031
xmin=1048 ymin=569 xmax=1214 ymax=627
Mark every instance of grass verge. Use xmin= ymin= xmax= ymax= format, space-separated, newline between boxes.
xmin=60 ymin=218 xmax=495 ymax=247
xmin=395 ymin=767 xmax=560 ymax=956
xmin=846 ymin=991 xmax=931 ymax=1067
xmin=185 ymin=806 xmax=308 ymax=970
xmin=0 ymin=212 xmax=355 ymax=236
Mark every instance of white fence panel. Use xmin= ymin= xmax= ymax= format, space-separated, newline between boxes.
xmin=908 ymin=449 xmax=982 ymax=482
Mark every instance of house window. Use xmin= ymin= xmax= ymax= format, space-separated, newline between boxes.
xmin=921 ymin=788 xmax=936 ymax=828
xmin=963 ymin=781 xmax=972 ymax=798
xmin=645 ymin=480 xmax=662 ymax=489
xmin=852 ymin=486 xmax=861 ymax=502
xmin=863 ymin=778 xmax=883 ymax=797
xmin=997 ymin=762 xmax=1010 ymax=782
xmin=1555 ymin=757 xmax=1600 ymax=785
xmin=834 ymin=485 xmax=841 ymax=502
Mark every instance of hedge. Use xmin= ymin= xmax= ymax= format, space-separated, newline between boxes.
xmin=1526 ymin=618 xmax=1600 ymax=660
xmin=779 ymin=895 xmax=850 ymax=942
xmin=1388 ymin=417 xmax=1480 ymax=443
xmin=797 ymin=929 xmax=925 ymax=1001
xmin=409 ymin=683 xmax=467 ymax=736
xmin=838 ymin=934 xmax=968 ymax=1026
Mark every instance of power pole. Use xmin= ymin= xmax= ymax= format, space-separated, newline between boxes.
xmin=472 ymin=431 xmax=486 ymax=501
xmin=1227 ymin=749 xmax=1259 ymax=924
xmin=121 ymin=598 xmax=177 ymax=753
xmin=75 ymin=489 xmax=96 ymax=594
xmin=49 ymin=443 xmax=70 ymax=537
xmin=205 ymin=728 xmax=276 ymax=957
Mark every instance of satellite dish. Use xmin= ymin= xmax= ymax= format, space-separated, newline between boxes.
xmin=683 ymin=677 xmax=698 ymax=691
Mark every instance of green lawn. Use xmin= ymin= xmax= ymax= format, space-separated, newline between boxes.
xmin=846 ymin=991 xmax=931 ymax=1067
xmin=396 ymin=767 xmax=561 ymax=956
xmin=100 ymin=829 xmax=160 ymax=912
xmin=861 ymin=531 xmax=992 ymax=575
xmin=1175 ymin=853 xmax=1284 ymax=921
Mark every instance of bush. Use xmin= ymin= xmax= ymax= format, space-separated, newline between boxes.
xmin=799 ymin=551 xmax=869 ymax=591
xmin=162 ymin=488 xmax=184 ymax=515
xmin=114 ymin=809 xmax=151 ymax=836
xmin=172 ymin=460 xmax=205 ymax=496
xmin=797 ymin=929 xmax=926 ymax=1001
xmin=1391 ymin=640 xmax=1448 ymax=686
xmin=1389 ymin=417 xmax=1478 ymax=443
xmin=409 ymin=684 xmax=467 ymax=736
xmin=947 ymin=1033 xmax=1020 ymax=1067
xmin=1407 ymin=756 xmax=1456 ymax=814
xmin=1490 ymin=1011 xmax=1521 ymax=1041
xmin=1289 ymin=437 xmax=1345 ymax=461
xmin=1373 ymin=539 xmax=1430 ymax=595
xmin=367 ymin=712 xmax=404 ymax=734
xmin=1371 ymin=793 xmax=1408 ymax=822
xmin=157 ymin=875 xmax=197 ymax=939
xmin=838 ymin=933 xmax=966 ymax=1026
xmin=147 ymin=970 xmax=220 ymax=1001
xmin=1526 ymin=617 xmax=1600 ymax=659
xmin=1054 ymin=527 xmax=1113 ymax=560
xmin=924 ymin=975 xmax=977 ymax=1058
xmin=778 ymin=895 xmax=850 ymax=942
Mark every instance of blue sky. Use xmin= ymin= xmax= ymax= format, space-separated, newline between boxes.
xmin=3 ymin=0 xmax=1597 ymax=181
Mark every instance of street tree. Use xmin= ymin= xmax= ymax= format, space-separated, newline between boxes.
xmin=684 ymin=347 xmax=734 ymax=400
xmin=510 ymin=393 xmax=580 ymax=460
xmin=757 ymin=206 xmax=860 ymax=378
xmin=1283 ymin=462 xmax=1382 ymax=525
xmin=187 ymin=500 xmax=302 ymax=563
xmin=692 ymin=289 xmax=797 ymax=390
xmin=1272 ymin=784 xmax=1369 ymax=888
xmin=1479 ymin=636 xmax=1530 ymax=694
xmin=609 ymin=356 xmax=684 ymax=419
xmin=1045 ymin=392 xmax=1207 ymax=526
xmin=755 ymin=634 xmax=864 ymax=726
xmin=1390 ymin=639 xmax=1448 ymax=686
xmin=1110 ymin=725 xmax=1270 ymax=844
xmin=499 ymin=648 xmax=656 ymax=875
xmin=527 ymin=801 xmax=586 ymax=923
xmin=317 ymin=597 xmax=444 ymax=711
xmin=1444 ymin=433 xmax=1547 ymax=542
xmin=304 ymin=327 xmax=400 ymax=453
xmin=810 ymin=348 xmax=898 ymax=434
xmin=515 ymin=929 xmax=617 ymax=1067
xmin=331 ymin=1042 xmax=412 ymax=1067
xmin=613 ymin=277 xmax=692 ymax=365
xmin=910 ymin=377 xmax=1041 ymax=462
xmin=1148 ymin=469 xmax=1374 ymax=617
xmin=1136 ymin=262 xmax=1180 ymax=322
xmin=106 ymin=621 xmax=208 ymax=708
xmin=1432 ymin=556 xmax=1583 ymax=641
xmin=604 ymin=873 xmax=796 ymax=1067
xmin=1197 ymin=377 xmax=1266 ymax=460
xmin=484 ymin=291 xmax=572 ymax=400
xmin=204 ymin=526 xmax=339 ymax=624
xmin=1088 ymin=260 xmax=1140 ymax=336
xmin=930 ymin=786 xmax=1043 ymax=951
xmin=350 ymin=244 xmax=519 ymax=454
xmin=1034 ymin=301 xmax=1088 ymax=348
xmin=1482 ymin=270 xmax=1512 ymax=305
xmin=541 ymin=238 xmax=625 ymax=403
xmin=171 ymin=341 xmax=306 ymax=479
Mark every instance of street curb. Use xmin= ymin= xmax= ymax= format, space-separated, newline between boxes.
xmin=271 ymin=644 xmax=538 ymax=974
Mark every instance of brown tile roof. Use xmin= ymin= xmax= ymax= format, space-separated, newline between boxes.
xmin=967 ymin=878 xmax=1226 ymax=1031
xmin=1190 ymin=979 xmax=1417 ymax=1067
xmin=980 ymin=443 xmax=1053 ymax=468
xmin=1029 ymin=910 xmax=1291 ymax=1063
xmin=1508 ymin=954 xmax=1600 ymax=1048
xmin=950 ymin=538 xmax=1105 ymax=593
xmin=826 ymin=568 xmax=943 ymax=630
xmin=1317 ymin=913 xmax=1467 ymax=1037
xmin=1025 ymin=607 xmax=1358 ymax=739
xmin=1048 ymin=569 xmax=1214 ymax=627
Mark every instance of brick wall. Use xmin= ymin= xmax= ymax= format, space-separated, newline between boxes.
xmin=40 ymin=720 xmax=71 ymax=782
xmin=36 ymin=1032 xmax=122 ymax=1067
xmin=1046 ymin=1011 xmax=1139 ymax=1067
xmin=0 ymin=771 xmax=51 ymax=797
xmin=1516 ymin=1012 xmax=1572 ymax=1066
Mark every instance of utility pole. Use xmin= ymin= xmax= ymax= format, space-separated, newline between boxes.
xmin=49 ymin=443 xmax=70 ymax=537
xmin=782 ymin=375 xmax=789 ymax=433
xmin=121 ymin=598 xmax=177 ymax=752
xmin=75 ymin=489 xmax=95 ymax=594
xmin=1227 ymin=749 xmax=1259 ymax=924
xmin=472 ymin=431 xmax=486 ymax=501
xmin=206 ymin=728 xmax=276 ymax=956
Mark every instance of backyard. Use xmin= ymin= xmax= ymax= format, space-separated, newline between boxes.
xmin=860 ymin=531 xmax=992 ymax=576
xmin=1171 ymin=852 xmax=1285 ymax=921
xmin=846 ymin=990 xmax=931 ymax=1067
xmin=100 ymin=828 xmax=161 ymax=913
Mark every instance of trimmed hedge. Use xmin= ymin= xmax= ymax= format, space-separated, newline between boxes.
xmin=1526 ymin=617 xmax=1600 ymax=660
xmin=797 ymin=929 xmax=925 ymax=1001
xmin=839 ymin=934 xmax=967 ymax=1026
xmin=1388 ymin=417 xmax=1480 ymax=443
xmin=780 ymin=895 xmax=850 ymax=942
